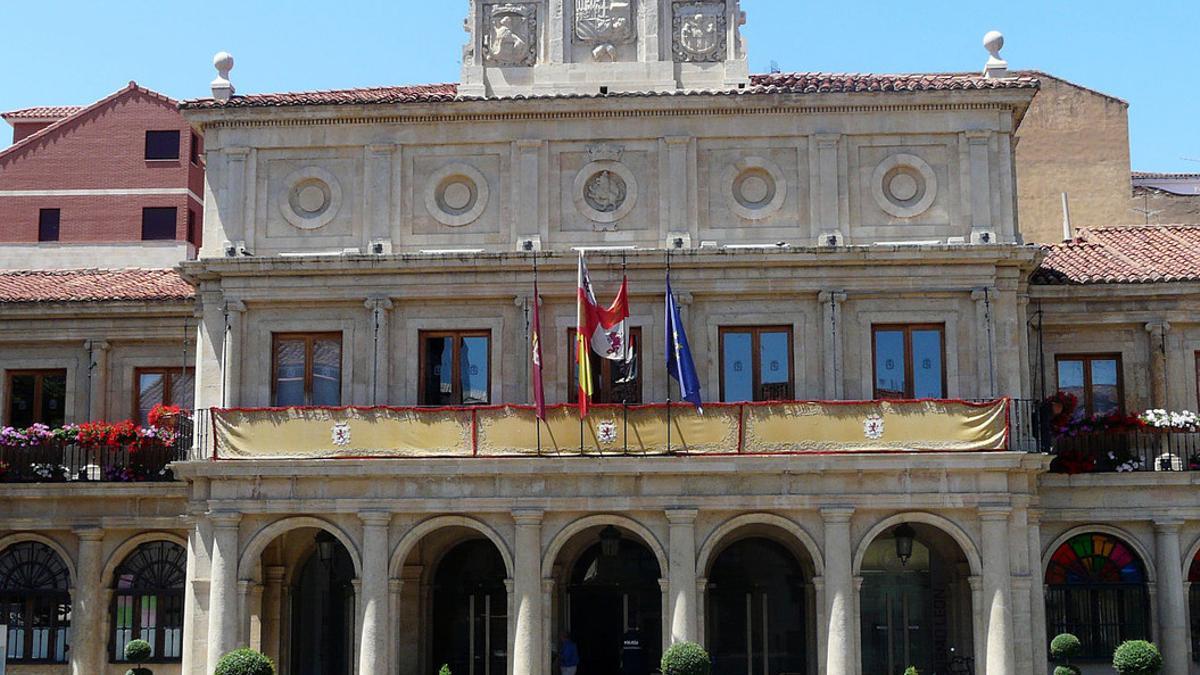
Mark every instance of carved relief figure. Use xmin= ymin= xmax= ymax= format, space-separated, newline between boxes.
xmin=673 ymin=1 xmax=726 ymax=62
xmin=584 ymin=170 xmax=627 ymax=213
xmin=575 ymin=0 xmax=636 ymax=45
xmin=483 ymin=3 xmax=538 ymax=67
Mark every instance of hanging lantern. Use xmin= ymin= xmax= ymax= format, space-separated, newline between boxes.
xmin=599 ymin=525 xmax=622 ymax=558
xmin=893 ymin=523 xmax=916 ymax=566
xmin=315 ymin=530 xmax=337 ymax=564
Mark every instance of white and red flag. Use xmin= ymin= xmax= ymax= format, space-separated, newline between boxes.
xmin=576 ymin=253 xmax=631 ymax=417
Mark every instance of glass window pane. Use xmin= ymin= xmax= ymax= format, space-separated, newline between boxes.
xmin=424 ymin=336 xmax=454 ymax=405
xmin=608 ymin=330 xmax=640 ymax=404
xmin=758 ymin=331 xmax=790 ymax=401
xmin=1090 ymin=358 xmax=1120 ymax=415
xmin=874 ymin=330 xmax=906 ymax=399
xmin=40 ymin=373 xmax=66 ymax=428
xmin=1057 ymin=360 xmax=1086 ymax=419
xmin=172 ymin=370 xmax=195 ymax=412
xmin=274 ymin=339 xmax=306 ymax=406
xmin=312 ymin=338 xmax=342 ymax=406
xmin=138 ymin=373 xmax=165 ymax=425
xmin=722 ymin=332 xmax=753 ymax=403
xmin=911 ymin=329 xmax=944 ymax=398
xmin=460 ymin=336 xmax=490 ymax=405
xmin=8 ymin=374 xmax=36 ymax=427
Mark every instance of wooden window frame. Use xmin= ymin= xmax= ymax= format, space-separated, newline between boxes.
xmin=567 ymin=326 xmax=643 ymax=404
xmin=270 ymin=332 xmax=343 ymax=407
xmin=718 ymin=325 xmax=795 ymax=403
xmin=133 ymin=367 xmax=195 ymax=424
xmin=871 ymin=324 xmax=947 ymax=400
xmin=1055 ymin=353 xmax=1125 ymax=417
xmin=4 ymin=369 xmax=67 ymax=427
xmin=418 ymin=330 xmax=492 ymax=406
xmin=108 ymin=542 xmax=186 ymax=664
xmin=0 ymin=542 xmax=71 ymax=664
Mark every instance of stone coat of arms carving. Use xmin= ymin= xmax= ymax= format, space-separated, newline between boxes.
xmin=673 ymin=1 xmax=727 ymax=62
xmin=483 ymin=3 xmax=538 ymax=67
xmin=574 ymin=0 xmax=636 ymax=45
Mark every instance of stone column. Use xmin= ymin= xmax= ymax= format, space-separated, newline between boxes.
xmin=972 ymin=289 xmax=997 ymax=399
xmin=365 ymin=298 xmax=394 ymax=405
xmin=224 ymin=147 xmax=251 ymax=243
xmin=821 ymin=506 xmax=855 ymax=675
xmin=71 ymin=528 xmax=104 ymax=675
xmin=195 ymin=292 xmax=226 ymax=417
xmin=1146 ymin=321 xmax=1171 ymax=409
xmin=664 ymin=136 xmax=693 ymax=246
xmin=364 ymin=144 xmax=395 ymax=249
xmin=388 ymin=579 xmax=403 ymax=675
xmin=207 ymin=512 xmax=242 ymax=668
xmin=819 ymin=291 xmax=847 ymax=399
xmin=222 ymin=299 xmax=246 ymax=408
xmin=1008 ymin=507 xmax=1034 ymax=674
xmin=181 ymin=506 xmax=208 ymax=675
xmin=359 ymin=511 xmax=392 ymax=674
xmin=86 ymin=340 xmax=110 ymax=421
xmin=1027 ymin=512 xmax=1049 ymax=675
xmin=667 ymin=508 xmax=699 ymax=643
xmin=813 ymin=134 xmax=844 ymax=245
xmin=514 ymin=139 xmax=544 ymax=247
xmin=1155 ymin=519 xmax=1189 ymax=675
xmin=965 ymin=131 xmax=995 ymax=244
xmin=980 ymin=506 xmax=1016 ymax=675
xmin=512 ymin=510 xmax=544 ymax=675
xmin=263 ymin=566 xmax=285 ymax=666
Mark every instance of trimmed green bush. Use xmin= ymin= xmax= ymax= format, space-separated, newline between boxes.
xmin=1112 ymin=640 xmax=1163 ymax=675
xmin=123 ymin=639 xmax=153 ymax=675
xmin=1050 ymin=632 xmax=1082 ymax=660
xmin=439 ymin=665 xmax=452 ymax=675
xmin=904 ymin=667 xmax=920 ymax=675
xmin=1053 ymin=666 xmax=1081 ymax=675
xmin=660 ymin=641 xmax=711 ymax=675
xmin=214 ymin=648 xmax=276 ymax=675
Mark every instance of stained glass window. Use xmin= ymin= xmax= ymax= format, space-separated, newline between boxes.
xmin=1045 ymin=533 xmax=1148 ymax=659
xmin=0 ymin=541 xmax=71 ymax=663
xmin=111 ymin=541 xmax=186 ymax=662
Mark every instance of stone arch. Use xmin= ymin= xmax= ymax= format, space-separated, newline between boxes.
xmin=0 ymin=532 xmax=77 ymax=587
xmin=238 ymin=516 xmax=362 ymax=582
xmin=541 ymin=514 xmax=668 ymax=576
xmin=1042 ymin=524 xmax=1157 ymax=583
xmin=852 ymin=511 xmax=983 ymax=576
xmin=100 ymin=532 xmax=187 ymax=588
xmin=1183 ymin=532 xmax=1200 ymax=579
xmin=697 ymin=513 xmax=824 ymax=578
xmin=389 ymin=515 xmax=514 ymax=579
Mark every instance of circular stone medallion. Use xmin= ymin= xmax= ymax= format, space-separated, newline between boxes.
xmin=871 ymin=153 xmax=938 ymax=219
xmin=722 ymin=157 xmax=787 ymax=221
xmin=573 ymin=161 xmax=638 ymax=224
xmin=278 ymin=167 xmax=343 ymax=230
xmin=425 ymin=163 xmax=490 ymax=227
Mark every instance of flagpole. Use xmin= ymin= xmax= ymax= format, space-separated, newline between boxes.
xmin=532 ymin=250 xmax=542 ymax=456
xmin=666 ymin=247 xmax=673 ymax=456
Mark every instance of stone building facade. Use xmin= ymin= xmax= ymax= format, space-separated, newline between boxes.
xmin=2 ymin=3 xmax=1200 ymax=675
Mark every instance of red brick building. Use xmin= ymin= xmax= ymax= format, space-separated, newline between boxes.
xmin=0 ymin=82 xmax=203 ymax=268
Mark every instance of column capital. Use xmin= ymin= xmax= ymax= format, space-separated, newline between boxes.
xmin=359 ymin=510 xmax=393 ymax=527
xmin=364 ymin=296 xmax=394 ymax=311
xmin=971 ymin=287 xmax=996 ymax=302
xmin=73 ymin=527 xmax=105 ymax=541
xmin=85 ymin=339 xmax=111 ymax=353
xmin=210 ymin=511 xmax=242 ymax=528
xmin=389 ymin=578 xmax=404 ymax=593
xmin=265 ymin=565 xmax=286 ymax=583
xmin=664 ymin=135 xmax=692 ymax=147
xmin=820 ymin=505 xmax=855 ymax=522
xmin=513 ymin=509 xmax=544 ymax=525
xmin=504 ymin=578 xmax=515 ymax=593
xmin=817 ymin=290 xmax=847 ymax=304
xmin=225 ymin=146 xmax=252 ymax=159
xmin=225 ymin=298 xmax=247 ymax=313
xmin=1154 ymin=517 xmax=1186 ymax=532
xmin=810 ymin=575 xmax=824 ymax=591
xmin=515 ymin=139 xmax=544 ymax=150
xmin=658 ymin=577 xmax=669 ymax=592
xmin=1145 ymin=320 xmax=1172 ymax=335
xmin=814 ymin=133 xmax=841 ymax=147
xmin=666 ymin=507 xmax=699 ymax=524
xmin=366 ymin=143 xmax=397 ymax=155
xmin=542 ymin=578 xmax=555 ymax=593
xmin=977 ymin=504 xmax=1012 ymax=521
xmin=965 ymin=129 xmax=993 ymax=143
xmin=968 ymin=575 xmax=982 ymax=592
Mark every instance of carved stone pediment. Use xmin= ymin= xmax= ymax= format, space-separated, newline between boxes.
xmin=483 ymin=3 xmax=538 ymax=67
xmin=574 ymin=0 xmax=636 ymax=45
xmin=672 ymin=1 xmax=727 ymax=63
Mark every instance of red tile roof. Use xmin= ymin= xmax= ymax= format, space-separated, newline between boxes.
xmin=0 ymin=269 xmax=195 ymax=304
xmin=1033 ymin=225 xmax=1200 ymax=284
xmin=181 ymin=72 xmax=1038 ymax=109
xmin=1 ymin=106 xmax=85 ymax=122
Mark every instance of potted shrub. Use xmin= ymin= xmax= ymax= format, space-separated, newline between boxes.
xmin=438 ymin=666 xmax=452 ymax=675
xmin=1049 ymin=632 xmax=1081 ymax=675
xmin=661 ymin=641 xmax=710 ymax=675
xmin=904 ymin=667 xmax=920 ymax=675
xmin=123 ymin=638 xmax=153 ymax=675
xmin=1112 ymin=640 xmax=1162 ymax=675
xmin=215 ymin=648 xmax=276 ymax=675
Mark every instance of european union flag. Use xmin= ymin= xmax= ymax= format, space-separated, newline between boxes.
xmin=665 ymin=277 xmax=703 ymax=411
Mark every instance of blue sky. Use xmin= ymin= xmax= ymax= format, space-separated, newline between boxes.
xmin=1 ymin=1 xmax=1196 ymax=171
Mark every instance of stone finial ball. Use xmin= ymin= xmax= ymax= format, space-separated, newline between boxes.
xmin=983 ymin=31 xmax=1005 ymax=57
xmin=213 ymin=51 xmax=235 ymax=73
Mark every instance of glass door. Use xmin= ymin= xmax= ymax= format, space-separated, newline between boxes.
xmin=861 ymin=573 xmax=933 ymax=675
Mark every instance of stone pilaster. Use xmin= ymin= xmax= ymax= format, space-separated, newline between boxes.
xmin=1155 ymin=519 xmax=1188 ymax=675
xmin=224 ymin=147 xmax=251 ymax=244
xmin=207 ymin=512 xmax=242 ymax=668
xmin=972 ymin=289 xmax=997 ymax=398
xmin=71 ymin=528 xmax=104 ymax=675
xmin=85 ymin=340 xmax=110 ymax=421
xmin=820 ymin=506 xmax=855 ymax=675
xmin=359 ymin=511 xmax=392 ymax=674
xmin=664 ymin=136 xmax=693 ymax=246
xmin=222 ymin=299 xmax=246 ymax=408
xmin=1146 ymin=321 xmax=1171 ymax=409
xmin=365 ymin=297 xmax=394 ymax=405
xmin=813 ymin=134 xmax=844 ymax=245
xmin=263 ymin=566 xmax=285 ymax=666
xmin=1008 ymin=507 xmax=1033 ymax=674
xmin=966 ymin=131 xmax=995 ymax=243
xmin=388 ymin=578 xmax=403 ymax=675
xmin=818 ymin=291 xmax=847 ymax=399
xmin=980 ymin=506 xmax=1016 ymax=675
xmin=1027 ymin=511 xmax=1049 ymax=675
xmin=365 ymin=144 xmax=395 ymax=248
xmin=512 ymin=510 xmax=544 ymax=675
xmin=667 ymin=508 xmax=699 ymax=643
xmin=514 ymin=139 xmax=544 ymax=247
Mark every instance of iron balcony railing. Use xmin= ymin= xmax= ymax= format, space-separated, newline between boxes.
xmin=0 ymin=417 xmax=192 ymax=484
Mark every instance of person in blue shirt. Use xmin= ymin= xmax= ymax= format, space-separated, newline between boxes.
xmin=560 ymin=632 xmax=580 ymax=675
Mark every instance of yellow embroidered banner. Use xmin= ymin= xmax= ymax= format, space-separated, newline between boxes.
xmin=210 ymin=399 xmax=1008 ymax=459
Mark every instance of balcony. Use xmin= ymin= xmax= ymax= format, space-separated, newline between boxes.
xmin=0 ymin=417 xmax=191 ymax=483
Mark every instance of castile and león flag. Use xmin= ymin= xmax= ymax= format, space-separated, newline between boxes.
xmin=575 ymin=252 xmax=631 ymax=418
